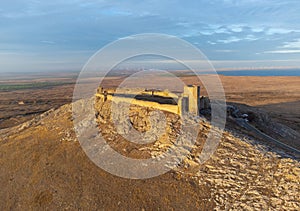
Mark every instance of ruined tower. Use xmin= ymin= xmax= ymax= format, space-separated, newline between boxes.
xmin=178 ymin=95 xmax=189 ymax=115
xmin=183 ymin=85 xmax=200 ymax=116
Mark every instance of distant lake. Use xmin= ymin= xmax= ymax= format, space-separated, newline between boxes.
xmin=216 ymin=69 xmax=300 ymax=76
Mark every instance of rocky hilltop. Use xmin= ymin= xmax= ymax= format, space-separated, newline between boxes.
xmin=0 ymin=99 xmax=299 ymax=210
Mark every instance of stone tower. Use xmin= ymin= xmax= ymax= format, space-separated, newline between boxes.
xmin=183 ymin=85 xmax=200 ymax=116
xmin=178 ymin=95 xmax=189 ymax=115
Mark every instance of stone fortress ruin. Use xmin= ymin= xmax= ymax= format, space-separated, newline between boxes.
xmin=95 ymin=85 xmax=210 ymax=116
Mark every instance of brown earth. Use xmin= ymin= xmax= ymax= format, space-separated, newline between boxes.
xmin=0 ymin=84 xmax=75 ymax=129
xmin=0 ymin=73 xmax=299 ymax=210
xmin=0 ymin=99 xmax=299 ymax=210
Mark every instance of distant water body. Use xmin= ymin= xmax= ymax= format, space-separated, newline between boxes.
xmin=216 ymin=69 xmax=300 ymax=76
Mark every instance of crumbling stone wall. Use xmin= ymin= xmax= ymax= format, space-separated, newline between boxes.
xmin=96 ymin=85 xmax=203 ymax=117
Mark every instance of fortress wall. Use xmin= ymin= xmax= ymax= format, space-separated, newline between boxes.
xmin=141 ymin=91 xmax=179 ymax=99
xmin=96 ymin=85 xmax=201 ymax=116
xmin=95 ymin=93 xmax=179 ymax=114
xmin=97 ymin=88 xmax=178 ymax=99
xmin=112 ymin=88 xmax=145 ymax=95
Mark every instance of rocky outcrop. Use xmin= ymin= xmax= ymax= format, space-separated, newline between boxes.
xmin=93 ymin=98 xmax=300 ymax=210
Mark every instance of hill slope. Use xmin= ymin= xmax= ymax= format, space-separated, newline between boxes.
xmin=0 ymin=102 xmax=299 ymax=210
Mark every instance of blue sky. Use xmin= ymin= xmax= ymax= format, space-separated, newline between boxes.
xmin=1 ymin=0 xmax=300 ymax=72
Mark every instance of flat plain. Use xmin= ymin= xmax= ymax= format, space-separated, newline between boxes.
xmin=1 ymin=72 xmax=299 ymax=132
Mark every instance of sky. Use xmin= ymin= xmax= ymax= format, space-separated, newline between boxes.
xmin=1 ymin=0 xmax=300 ymax=72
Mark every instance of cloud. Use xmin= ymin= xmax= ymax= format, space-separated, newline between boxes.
xmin=281 ymin=38 xmax=300 ymax=49
xmin=207 ymin=41 xmax=217 ymax=45
xmin=217 ymin=34 xmax=259 ymax=44
xmin=214 ymin=49 xmax=238 ymax=53
xmin=264 ymin=50 xmax=300 ymax=54
xmin=264 ymin=38 xmax=300 ymax=54
xmin=265 ymin=28 xmax=300 ymax=35
xmin=40 ymin=40 xmax=56 ymax=45
xmin=99 ymin=7 xmax=132 ymax=17
xmin=229 ymin=25 xmax=244 ymax=33
xmin=251 ymin=26 xmax=265 ymax=33
xmin=1 ymin=0 xmax=300 ymax=72
xmin=218 ymin=36 xmax=242 ymax=44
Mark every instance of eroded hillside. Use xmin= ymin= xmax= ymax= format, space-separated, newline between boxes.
xmin=0 ymin=99 xmax=299 ymax=210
